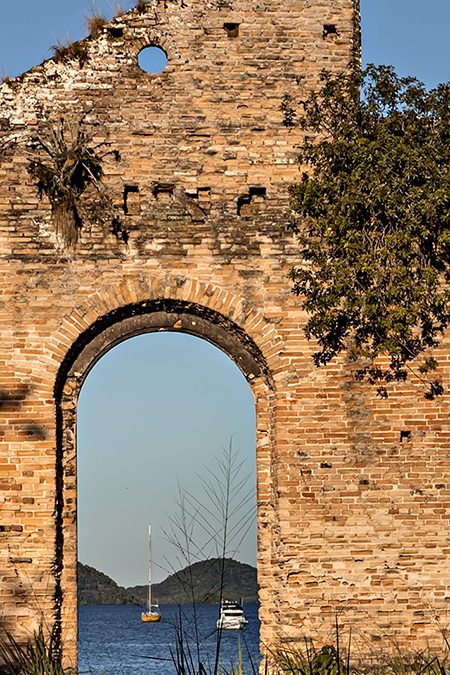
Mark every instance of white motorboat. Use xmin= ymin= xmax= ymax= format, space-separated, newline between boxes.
xmin=216 ymin=599 xmax=248 ymax=630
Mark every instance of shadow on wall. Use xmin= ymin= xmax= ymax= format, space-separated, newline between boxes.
xmin=0 ymin=385 xmax=48 ymax=440
xmin=0 ymin=385 xmax=51 ymax=640
xmin=0 ymin=561 xmax=41 ymax=638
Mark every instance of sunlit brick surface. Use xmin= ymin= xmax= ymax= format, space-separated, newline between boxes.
xmin=1 ymin=1 xmax=449 ymax=670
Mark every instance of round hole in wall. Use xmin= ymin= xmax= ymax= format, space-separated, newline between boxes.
xmin=138 ymin=45 xmax=168 ymax=74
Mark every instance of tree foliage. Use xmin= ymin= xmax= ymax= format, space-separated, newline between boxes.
xmin=288 ymin=65 xmax=450 ymax=397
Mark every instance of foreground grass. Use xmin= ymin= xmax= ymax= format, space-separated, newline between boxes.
xmin=2 ymin=625 xmax=450 ymax=675
xmin=269 ymin=629 xmax=450 ymax=675
xmin=0 ymin=625 xmax=68 ymax=675
xmin=270 ymin=645 xmax=449 ymax=674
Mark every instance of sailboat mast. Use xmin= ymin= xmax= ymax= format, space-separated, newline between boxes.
xmin=141 ymin=523 xmax=160 ymax=622
xmin=147 ymin=524 xmax=152 ymax=611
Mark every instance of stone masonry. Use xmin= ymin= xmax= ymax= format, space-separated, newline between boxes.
xmin=1 ymin=0 xmax=450 ymax=670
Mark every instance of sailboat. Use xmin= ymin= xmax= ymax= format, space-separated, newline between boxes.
xmin=141 ymin=525 xmax=161 ymax=623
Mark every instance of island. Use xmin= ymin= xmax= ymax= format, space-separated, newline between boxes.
xmin=78 ymin=558 xmax=258 ymax=606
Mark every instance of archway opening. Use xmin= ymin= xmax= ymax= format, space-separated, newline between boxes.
xmin=76 ymin=330 xmax=258 ymax=672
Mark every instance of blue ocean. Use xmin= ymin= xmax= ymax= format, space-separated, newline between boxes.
xmin=78 ymin=603 xmax=261 ymax=674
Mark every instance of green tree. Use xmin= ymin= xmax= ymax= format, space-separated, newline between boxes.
xmin=288 ymin=65 xmax=450 ymax=397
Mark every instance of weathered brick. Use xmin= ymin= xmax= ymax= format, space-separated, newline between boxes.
xmin=1 ymin=0 xmax=449 ymax=670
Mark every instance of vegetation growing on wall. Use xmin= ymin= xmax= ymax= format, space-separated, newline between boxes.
xmin=51 ymin=40 xmax=89 ymax=68
xmin=135 ymin=0 xmax=148 ymax=13
xmin=287 ymin=65 xmax=450 ymax=398
xmin=86 ymin=12 xmax=107 ymax=39
xmin=27 ymin=118 xmax=104 ymax=246
xmin=27 ymin=118 xmax=126 ymax=248
xmin=0 ymin=135 xmax=14 ymax=157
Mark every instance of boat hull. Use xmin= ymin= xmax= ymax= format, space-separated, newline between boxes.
xmin=217 ymin=619 xmax=248 ymax=630
xmin=141 ymin=611 xmax=161 ymax=623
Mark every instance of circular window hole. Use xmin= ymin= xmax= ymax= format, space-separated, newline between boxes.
xmin=138 ymin=45 xmax=168 ymax=74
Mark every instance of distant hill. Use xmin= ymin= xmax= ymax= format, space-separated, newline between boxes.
xmin=129 ymin=558 xmax=258 ymax=605
xmin=78 ymin=558 xmax=257 ymax=606
xmin=78 ymin=563 xmax=141 ymax=605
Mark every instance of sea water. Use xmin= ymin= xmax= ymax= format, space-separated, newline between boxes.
xmin=78 ymin=603 xmax=261 ymax=674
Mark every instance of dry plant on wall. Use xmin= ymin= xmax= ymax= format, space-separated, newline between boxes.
xmin=86 ymin=11 xmax=108 ymax=38
xmin=0 ymin=119 xmax=17 ymax=157
xmin=27 ymin=117 xmax=124 ymax=247
xmin=0 ymin=136 xmax=14 ymax=158
xmin=135 ymin=0 xmax=148 ymax=13
xmin=114 ymin=4 xmax=126 ymax=18
xmin=51 ymin=40 xmax=89 ymax=68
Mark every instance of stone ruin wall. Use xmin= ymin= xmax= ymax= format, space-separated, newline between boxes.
xmin=1 ymin=0 xmax=450 ymax=669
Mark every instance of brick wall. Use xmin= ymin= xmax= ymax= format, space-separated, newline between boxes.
xmin=1 ymin=0 xmax=449 ymax=670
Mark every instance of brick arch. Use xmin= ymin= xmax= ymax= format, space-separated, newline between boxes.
xmin=117 ymin=6 xmax=184 ymax=66
xmin=53 ymin=276 xmax=284 ymax=666
xmin=132 ymin=27 xmax=180 ymax=67
xmin=51 ymin=276 xmax=285 ymax=391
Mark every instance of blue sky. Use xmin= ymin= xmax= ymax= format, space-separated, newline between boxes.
xmin=1 ymin=1 xmax=449 ymax=587
xmin=77 ymin=334 xmax=256 ymax=587
xmin=1 ymin=1 xmax=449 ymax=87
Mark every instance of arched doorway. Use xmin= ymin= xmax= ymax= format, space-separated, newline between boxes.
xmin=76 ymin=331 xmax=257 ymax=671
xmin=54 ymin=298 xmax=275 ymax=667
